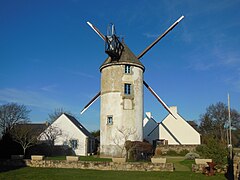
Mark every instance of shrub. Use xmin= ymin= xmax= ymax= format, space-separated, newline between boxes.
xmin=185 ymin=152 xmax=200 ymax=160
xmin=179 ymin=149 xmax=189 ymax=156
xmin=126 ymin=141 xmax=153 ymax=161
xmin=196 ymin=137 xmax=227 ymax=164
xmin=166 ymin=150 xmax=178 ymax=156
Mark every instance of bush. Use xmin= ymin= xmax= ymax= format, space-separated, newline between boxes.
xmin=179 ymin=149 xmax=189 ymax=156
xmin=196 ymin=137 xmax=227 ymax=164
xmin=125 ymin=141 xmax=153 ymax=161
xmin=166 ymin=150 xmax=178 ymax=156
xmin=185 ymin=152 xmax=200 ymax=160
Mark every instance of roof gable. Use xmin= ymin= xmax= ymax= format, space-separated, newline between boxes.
xmin=61 ymin=113 xmax=94 ymax=138
xmin=161 ymin=111 xmax=200 ymax=136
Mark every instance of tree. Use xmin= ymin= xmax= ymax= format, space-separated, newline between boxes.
xmin=39 ymin=125 xmax=62 ymax=155
xmin=196 ymin=136 xmax=227 ymax=164
xmin=91 ymin=130 xmax=100 ymax=137
xmin=10 ymin=124 xmax=39 ymax=156
xmin=47 ymin=108 xmax=72 ymax=123
xmin=112 ymin=126 xmax=139 ymax=158
xmin=199 ymin=102 xmax=240 ymax=145
xmin=0 ymin=103 xmax=30 ymax=135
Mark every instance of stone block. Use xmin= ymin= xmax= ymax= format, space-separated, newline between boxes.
xmin=31 ymin=155 xmax=44 ymax=161
xmin=66 ymin=156 xmax=79 ymax=162
xmin=112 ymin=157 xmax=126 ymax=163
xmin=195 ymin=158 xmax=212 ymax=165
xmin=151 ymin=157 xmax=166 ymax=164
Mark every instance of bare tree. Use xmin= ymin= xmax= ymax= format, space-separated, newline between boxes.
xmin=11 ymin=124 xmax=38 ymax=156
xmin=47 ymin=108 xmax=72 ymax=123
xmin=39 ymin=125 xmax=62 ymax=155
xmin=199 ymin=102 xmax=240 ymax=144
xmin=0 ymin=103 xmax=30 ymax=135
xmin=112 ymin=126 xmax=138 ymax=158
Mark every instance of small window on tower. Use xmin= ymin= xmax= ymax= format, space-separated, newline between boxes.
xmin=107 ymin=116 xmax=113 ymax=125
xmin=125 ymin=65 xmax=131 ymax=74
xmin=124 ymin=83 xmax=131 ymax=95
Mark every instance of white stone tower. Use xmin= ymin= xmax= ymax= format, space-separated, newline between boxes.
xmin=82 ymin=18 xmax=185 ymax=157
xmin=99 ymin=44 xmax=145 ymax=157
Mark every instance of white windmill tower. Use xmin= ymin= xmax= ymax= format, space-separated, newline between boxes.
xmin=81 ymin=16 xmax=184 ymax=157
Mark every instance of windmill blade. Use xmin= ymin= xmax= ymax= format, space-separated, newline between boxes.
xmin=83 ymin=18 xmax=184 ymax=115
xmin=143 ymin=81 xmax=177 ymax=119
xmin=87 ymin=22 xmax=106 ymax=41
xmin=80 ymin=91 xmax=101 ymax=114
xmin=137 ymin=15 xmax=184 ymax=59
xmin=87 ymin=16 xmax=184 ymax=60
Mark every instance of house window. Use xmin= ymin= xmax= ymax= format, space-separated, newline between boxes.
xmin=124 ymin=83 xmax=131 ymax=95
xmin=107 ymin=116 xmax=113 ymax=125
xmin=125 ymin=65 xmax=131 ymax=74
xmin=69 ymin=139 xmax=78 ymax=150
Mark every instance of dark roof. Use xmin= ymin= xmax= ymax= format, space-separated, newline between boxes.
xmin=100 ymin=43 xmax=145 ymax=71
xmin=187 ymin=121 xmax=199 ymax=132
xmin=63 ymin=113 xmax=94 ymax=139
xmin=14 ymin=123 xmax=48 ymax=136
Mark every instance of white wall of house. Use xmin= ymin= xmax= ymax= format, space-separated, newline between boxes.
xmin=160 ymin=106 xmax=200 ymax=145
xmin=143 ymin=112 xmax=159 ymax=143
xmin=39 ymin=114 xmax=93 ymax=156
xmin=143 ymin=107 xmax=201 ymax=145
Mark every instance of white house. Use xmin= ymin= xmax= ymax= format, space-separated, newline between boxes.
xmin=143 ymin=106 xmax=201 ymax=145
xmin=39 ymin=113 xmax=95 ymax=156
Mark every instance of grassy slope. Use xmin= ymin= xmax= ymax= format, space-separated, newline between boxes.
xmin=166 ymin=156 xmax=194 ymax=171
xmin=0 ymin=167 xmax=225 ymax=180
xmin=0 ymin=156 xmax=226 ymax=179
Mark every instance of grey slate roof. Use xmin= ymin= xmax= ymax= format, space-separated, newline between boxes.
xmin=100 ymin=43 xmax=145 ymax=71
xmin=14 ymin=123 xmax=48 ymax=136
xmin=187 ymin=121 xmax=199 ymax=132
xmin=63 ymin=113 xmax=94 ymax=139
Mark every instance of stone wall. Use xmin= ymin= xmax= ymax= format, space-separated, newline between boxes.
xmin=157 ymin=145 xmax=198 ymax=154
xmin=0 ymin=159 xmax=174 ymax=172
xmin=192 ymin=164 xmax=227 ymax=174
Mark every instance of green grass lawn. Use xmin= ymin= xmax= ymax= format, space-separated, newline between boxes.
xmin=0 ymin=156 xmax=226 ymax=179
xmin=166 ymin=156 xmax=193 ymax=171
xmin=0 ymin=167 xmax=226 ymax=180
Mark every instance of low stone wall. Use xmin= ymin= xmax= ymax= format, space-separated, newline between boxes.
xmin=157 ymin=145 xmax=198 ymax=154
xmin=192 ymin=164 xmax=227 ymax=174
xmin=0 ymin=159 xmax=174 ymax=172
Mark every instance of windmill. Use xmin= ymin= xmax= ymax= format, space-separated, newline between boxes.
xmin=81 ymin=16 xmax=184 ymax=157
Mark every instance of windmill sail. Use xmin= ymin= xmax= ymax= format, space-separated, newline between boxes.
xmin=137 ymin=15 xmax=184 ymax=59
xmin=81 ymin=16 xmax=184 ymax=115
xmin=80 ymin=92 xmax=101 ymax=114
xmin=143 ymin=81 xmax=177 ymax=119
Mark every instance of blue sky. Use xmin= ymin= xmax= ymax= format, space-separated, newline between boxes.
xmin=1 ymin=0 xmax=240 ymax=131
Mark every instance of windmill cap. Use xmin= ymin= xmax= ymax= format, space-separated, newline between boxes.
xmin=100 ymin=43 xmax=145 ymax=72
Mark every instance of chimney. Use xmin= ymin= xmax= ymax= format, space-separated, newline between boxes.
xmin=170 ymin=106 xmax=178 ymax=114
xmin=146 ymin=112 xmax=152 ymax=119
